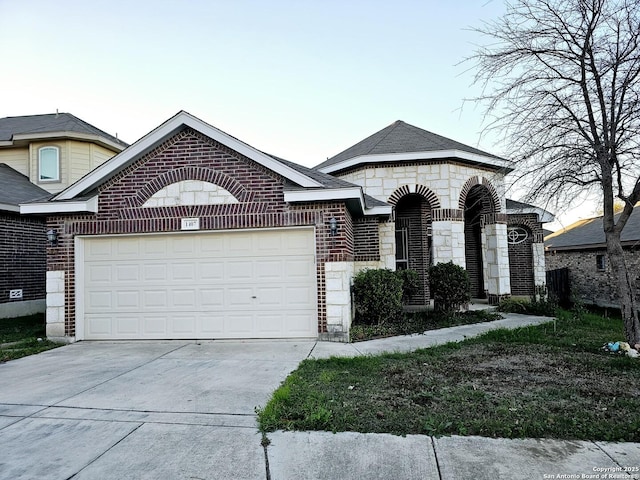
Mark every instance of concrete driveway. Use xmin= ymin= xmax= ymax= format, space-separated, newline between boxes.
xmin=2 ymin=317 xmax=638 ymax=480
xmin=0 ymin=340 xmax=317 ymax=480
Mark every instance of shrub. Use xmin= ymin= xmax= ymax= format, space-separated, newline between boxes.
xmin=428 ymin=262 xmax=470 ymax=313
xmin=497 ymin=286 xmax=557 ymax=317
xmin=352 ymin=269 xmax=404 ymax=325
xmin=396 ymin=269 xmax=420 ymax=303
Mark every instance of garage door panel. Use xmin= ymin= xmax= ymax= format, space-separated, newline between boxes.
xmin=116 ymin=238 xmax=140 ymax=257
xmin=171 ymin=315 xmax=197 ymax=334
xmin=142 ymin=237 xmax=168 ymax=257
xmin=200 ymin=288 xmax=224 ymax=307
xmin=143 ymin=264 xmax=167 ymax=281
xmin=171 ymin=236 xmax=196 ymax=255
xmin=117 ymin=316 xmax=142 ymax=335
xmin=227 ymin=260 xmax=253 ymax=280
xmin=81 ymin=229 xmax=317 ymax=340
xmin=171 ymin=263 xmax=196 ymax=281
xmin=200 ymin=262 xmax=224 ymax=281
xmin=115 ymin=264 xmax=139 ymax=282
xmin=201 ymin=314 xmax=224 ymax=334
xmin=87 ymin=291 xmax=112 ymax=310
xmin=258 ymin=314 xmax=284 ymax=333
xmin=144 ymin=290 xmax=168 ymax=309
xmin=116 ymin=291 xmax=140 ymax=309
xmin=286 ymin=313 xmax=317 ymax=334
xmin=254 ymin=260 xmax=283 ymax=280
xmin=87 ymin=264 xmax=112 ymax=283
xmin=225 ymin=313 xmax=253 ymax=335
xmin=285 ymin=259 xmax=315 ymax=278
xmin=286 ymin=286 xmax=315 ymax=305
xmin=255 ymin=287 xmax=283 ymax=305
xmin=170 ymin=289 xmax=197 ymax=308
xmin=143 ymin=316 xmax=168 ymax=335
xmin=226 ymin=288 xmax=253 ymax=307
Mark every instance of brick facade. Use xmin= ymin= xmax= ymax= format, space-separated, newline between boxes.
xmin=0 ymin=213 xmax=46 ymax=312
xmin=46 ymin=127 xmax=354 ymax=338
xmin=546 ymin=248 xmax=640 ymax=308
xmin=508 ymin=214 xmax=546 ymax=296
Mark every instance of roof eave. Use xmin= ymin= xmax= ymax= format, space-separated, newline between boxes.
xmin=12 ymin=131 xmax=126 ymax=152
xmin=54 ymin=111 xmax=323 ymax=201
xmin=20 ymin=196 xmax=98 ymax=214
xmin=0 ymin=202 xmax=20 ymax=213
xmin=507 ymin=206 xmax=555 ymax=223
xmin=318 ymin=150 xmax=514 ymax=174
xmin=284 ymin=187 xmax=392 ymax=217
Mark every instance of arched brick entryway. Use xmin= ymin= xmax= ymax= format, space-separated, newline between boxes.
xmin=390 ymin=185 xmax=440 ymax=305
xmin=459 ymin=177 xmax=499 ymax=299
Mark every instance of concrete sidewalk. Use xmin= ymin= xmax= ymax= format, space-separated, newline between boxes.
xmin=0 ymin=313 xmax=637 ymax=479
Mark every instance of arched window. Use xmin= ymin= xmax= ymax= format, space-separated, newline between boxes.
xmin=39 ymin=146 xmax=60 ymax=182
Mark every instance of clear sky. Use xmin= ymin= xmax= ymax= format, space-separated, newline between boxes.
xmin=0 ymin=0 xmax=596 ymax=229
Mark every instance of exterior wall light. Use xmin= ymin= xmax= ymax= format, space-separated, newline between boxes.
xmin=46 ymin=229 xmax=58 ymax=246
xmin=329 ymin=217 xmax=338 ymax=236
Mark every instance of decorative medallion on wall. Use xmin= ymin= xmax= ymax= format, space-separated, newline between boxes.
xmin=507 ymin=226 xmax=529 ymax=244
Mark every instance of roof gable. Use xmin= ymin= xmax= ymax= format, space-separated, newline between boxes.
xmin=316 ymin=120 xmax=512 ymax=173
xmin=0 ymin=113 xmax=128 ymax=150
xmin=53 ymin=111 xmax=323 ymax=201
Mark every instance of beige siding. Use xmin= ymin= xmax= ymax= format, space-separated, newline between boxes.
xmin=70 ymin=141 xmax=91 ymax=183
xmin=91 ymin=144 xmax=117 ymax=169
xmin=0 ymin=148 xmax=29 ymax=176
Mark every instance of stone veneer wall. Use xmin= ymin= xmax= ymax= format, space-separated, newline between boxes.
xmin=546 ymin=248 xmax=640 ymax=308
xmin=338 ymin=162 xmax=506 ymax=269
xmin=338 ymin=162 xmax=506 ymax=211
xmin=322 ymin=261 xmax=355 ymax=342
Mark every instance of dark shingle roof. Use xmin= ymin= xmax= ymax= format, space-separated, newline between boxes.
xmin=0 ymin=113 xmax=128 ymax=148
xmin=315 ymin=120 xmax=505 ymax=170
xmin=545 ymin=211 xmax=640 ymax=249
xmin=267 ymin=154 xmax=365 ymax=190
xmin=265 ymin=153 xmax=391 ymax=213
xmin=0 ymin=164 xmax=50 ymax=208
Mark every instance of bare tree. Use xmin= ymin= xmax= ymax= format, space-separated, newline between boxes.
xmin=470 ymin=0 xmax=640 ymax=343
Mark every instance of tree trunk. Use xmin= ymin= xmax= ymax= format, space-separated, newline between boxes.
xmin=606 ymin=231 xmax=640 ymax=345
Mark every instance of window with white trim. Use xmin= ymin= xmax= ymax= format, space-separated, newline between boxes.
xmin=596 ymin=254 xmax=606 ymax=271
xmin=39 ymin=146 xmax=60 ymax=182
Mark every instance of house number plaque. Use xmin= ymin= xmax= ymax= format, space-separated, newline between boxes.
xmin=181 ymin=218 xmax=200 ymax=230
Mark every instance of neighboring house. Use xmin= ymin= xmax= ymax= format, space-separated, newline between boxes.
xmin=0 ymin=165 xmax=50 ymax=318
xmin=545 ymin=211 xmax=640 ymax=308
xmin=22 ymin=112 xmax=552 ymax=342
xmin=0 ymin=113 xmax=128 ymax=318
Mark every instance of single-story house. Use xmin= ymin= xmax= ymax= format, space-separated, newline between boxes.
xmin=22 ymin=111 xmax=553 ymax=342
xmin=545 ymin=210 xmax=640 ymax=308
xmin=0 ymin=113 xmax=127 ymax=318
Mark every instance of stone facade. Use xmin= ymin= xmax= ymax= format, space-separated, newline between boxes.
xmin=546 ymin=248 xmax=640 ymax=308
xmin=338 ymin=162 xmax=512 ymax=303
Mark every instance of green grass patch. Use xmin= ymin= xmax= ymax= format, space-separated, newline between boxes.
xmin=0 ymin=314 xmax=62 ymax=362
xmin=258 ymin=309 xmax=640 ymax=441
xmin=349 ymin=309 xmax=503 ymax=342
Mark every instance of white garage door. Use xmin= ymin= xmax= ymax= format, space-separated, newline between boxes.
xmin=77 ymin=228 xmax=317 ymax=340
